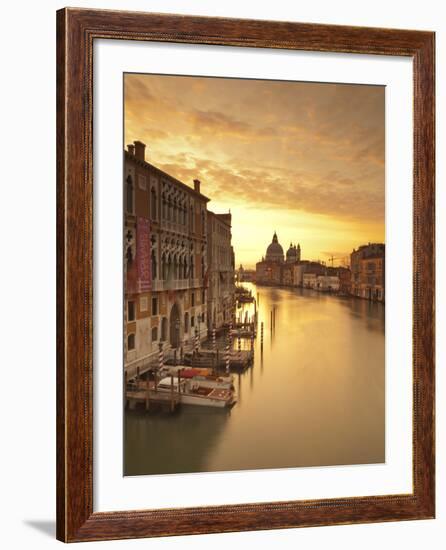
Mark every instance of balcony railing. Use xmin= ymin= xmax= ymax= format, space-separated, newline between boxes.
xmin=150 ymin=278 xmax=203 ymax=292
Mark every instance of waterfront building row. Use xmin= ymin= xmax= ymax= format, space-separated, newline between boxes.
xmin=254 ymin=233 xmax=385 ymax=302
xmin=124 ymin=141 xmax=235 ymax=374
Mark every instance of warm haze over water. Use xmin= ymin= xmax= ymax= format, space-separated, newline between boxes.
xmin=124 ymin=74 xmax=385 ymax=267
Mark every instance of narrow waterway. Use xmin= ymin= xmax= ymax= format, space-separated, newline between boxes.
xmin=124 ymin=283 xmax=385 ymax=475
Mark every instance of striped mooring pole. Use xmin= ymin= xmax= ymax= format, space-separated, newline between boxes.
xmin=225 ymin=335 xmax=230 ymax=374
xmin=158 ymin=341 xmax=164 ymax=371
xmin=212 ymin=324 xmax=216 ymax=351
xmin=194 ymin=327 xmax=199 ymax=353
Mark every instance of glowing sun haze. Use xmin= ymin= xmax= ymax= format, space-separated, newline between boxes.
xmin=124 ymin=73 xmax=385 ymax=268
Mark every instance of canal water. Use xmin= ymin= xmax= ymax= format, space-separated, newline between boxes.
xmin=124 ymin=283 xmax=385 ymax=476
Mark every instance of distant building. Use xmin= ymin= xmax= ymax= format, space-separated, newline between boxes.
xmin=293 ymin=260 xmax=326 ymax=287
xmin=350 ymin=243 xmax=385 ymax=301
xmin=316 ymin=275 xmax=340 ymax=292
xmin=303 ymin=273 xmax=318 ymax=289
xmin=256 ymin=233 xmax=301 ymax=285
xmin=237 ymin=264 xmax=256 ymax=282
xmin=338 ymin=267 xmax=352 ymax=295
xmin=207 ymin=212 xmax=235 ymax=331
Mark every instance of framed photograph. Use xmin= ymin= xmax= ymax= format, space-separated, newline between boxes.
xmin=56 ymin=8 xmax=435 ymax=542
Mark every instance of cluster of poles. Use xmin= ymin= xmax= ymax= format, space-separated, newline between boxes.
xmin=150 ymin=295 xmax=275 ymax=378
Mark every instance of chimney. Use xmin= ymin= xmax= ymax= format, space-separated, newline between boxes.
xmin=127 ymin=144 xmax=135 ymax=155
xmin=134 ymin=140 xmax=146 ymax=161
xmin=193 ymin=179 xmax=201 ymax=193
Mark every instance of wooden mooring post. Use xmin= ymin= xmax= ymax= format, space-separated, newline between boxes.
xmin=170 ymin=375 xmax=175 ymax=412
xmin=145 ymin=374 xmax=150 ymax=411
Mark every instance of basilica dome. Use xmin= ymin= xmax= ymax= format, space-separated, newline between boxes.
xmin=265 ymin=232 xmax=284 ymax=262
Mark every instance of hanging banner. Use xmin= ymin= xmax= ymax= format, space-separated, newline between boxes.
xmin=136 ymin=217 xmax=151 ymax=291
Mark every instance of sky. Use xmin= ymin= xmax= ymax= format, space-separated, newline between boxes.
xmin=124 ymin=74 xmax=385 ymax=269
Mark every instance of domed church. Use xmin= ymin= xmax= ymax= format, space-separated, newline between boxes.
xmin=256 ymin=232 xmax=301 ymax=285
xmin=265 ymin=232 xmax=284 ymax=262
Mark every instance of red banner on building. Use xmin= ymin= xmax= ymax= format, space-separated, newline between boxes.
xmin=136 ymin=217 xmax=151 ymax=291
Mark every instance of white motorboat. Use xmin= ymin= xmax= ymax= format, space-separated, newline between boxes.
xmin=160 ymin=366 xmax=234 ymax=390
xmin=157 ymin=377 xmax=236 ymax=408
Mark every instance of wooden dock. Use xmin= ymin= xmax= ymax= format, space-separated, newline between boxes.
xmin=125 ymin=380 xmax=180 ymax=413
xmin=232 ymin=327 xmax=256 ymax=338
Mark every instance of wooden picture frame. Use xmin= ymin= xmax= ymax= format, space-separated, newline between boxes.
xmin=56 ymin=7 xmax=435 ymax=542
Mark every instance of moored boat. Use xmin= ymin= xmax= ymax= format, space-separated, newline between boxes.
xmin=157 ymin=377 xmax=236 ymax=408
xmin=161 ymin=366 xmax=234 ymax=390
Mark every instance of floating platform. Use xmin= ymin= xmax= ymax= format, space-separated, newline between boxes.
xmin=183 ymin=349 xmax=254 ymax=372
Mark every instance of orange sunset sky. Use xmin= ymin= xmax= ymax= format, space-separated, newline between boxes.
xmin=124 ymin=74 xmax=385 ymax=269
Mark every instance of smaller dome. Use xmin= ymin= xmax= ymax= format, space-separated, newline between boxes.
xmin=286 ymin=245 xmax=297 ymax=258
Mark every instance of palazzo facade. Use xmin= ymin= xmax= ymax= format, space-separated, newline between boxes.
xmin=124 ymin=141 xmax=210 ymax=374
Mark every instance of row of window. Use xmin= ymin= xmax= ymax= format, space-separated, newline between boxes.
xmin=126 ymin=311 xmax=206 ymax=351
xmin=127 ymin=297 xmax=158 ymax=321
xmin=127 ymin=291 xmax=206 ymax=321
xmin=126 ymin=175 xmax=206 ymax=235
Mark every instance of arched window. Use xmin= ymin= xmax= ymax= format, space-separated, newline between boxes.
xmin=162 ymin=254 xmax=168 ymax=281
xmin=184 ymin=312 xmax=189 ymax=333
xmin=151 ymin=250 xmax=157 ymax=280
xmin=126 ymin=245 xmax=133 ymax=268
xmin=127 ymin=333 xmax=135 ymax=351
xmin=126 ymin=175 xmax=134 ymax=214
xmin=166 ymin=255 xmax=173 ymax=282
xmin=183 ymin=258 xmax=188 ymax=279
xmin=162 ymin=193 xmax=167 ymax=220
xmin=150 ymin=187 xmax=157 ymax=220
xmin=173 ymin=255 xmax=179 ymax=280
xmin=161 ymin=317 xmax=168 ymax=341
xmin=201 ymin=210 xmax=206 ymax=235
xmin=190 ymin=255 xmax=194 ymax=278
xmin=201 ymin=256 xmax=205 ymax=278
xmin=190 ymin=205 xmax=194 ymax=231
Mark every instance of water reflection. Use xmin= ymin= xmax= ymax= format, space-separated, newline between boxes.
xmin=125 ymin=283 xmax=385 ymax=475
